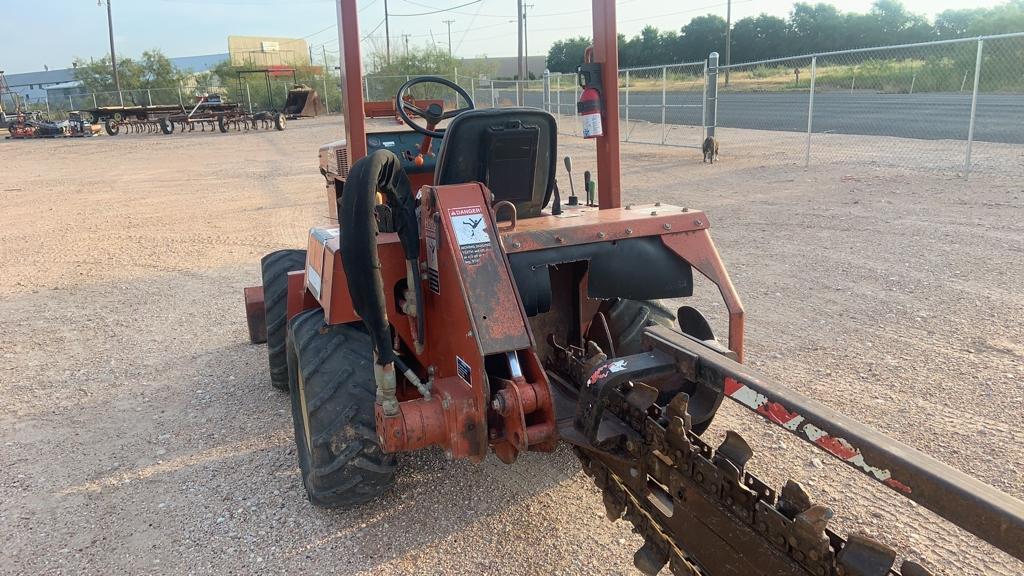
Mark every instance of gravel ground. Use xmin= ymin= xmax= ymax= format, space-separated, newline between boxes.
xmin=1 ymin=116 xmax=1021 ymax=575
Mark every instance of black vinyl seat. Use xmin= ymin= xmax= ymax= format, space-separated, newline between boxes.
xmin=434 ymin=108 xmax=557 ymax=219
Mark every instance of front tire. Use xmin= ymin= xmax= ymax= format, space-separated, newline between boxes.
xmin=287 ymin=309 xmax=396 ymax=507
xmin=261 ymin=249 xmax=306 ymax=391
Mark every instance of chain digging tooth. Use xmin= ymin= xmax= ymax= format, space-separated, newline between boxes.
xmin=665 ymin=392 xmax=692 ymax=437
xmin=836 ymin=533 xmax=897 ymax=576
xmin=715 ymin=430 xmax=753 ymax=472
xmin=633 ymin=539 xmax=670 ymax=576
xmin=778 ymin=479 xmax=814 ymax=520
xmin=899 ymin=559 xmax=935 ymax=576
xmin=602 ymin=487 xmax=626 ymax=521
xmin=794 ymin=503 xmax=833 ymax=534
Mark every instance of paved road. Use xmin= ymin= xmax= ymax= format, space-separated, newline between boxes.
xmin=524 ymin=90 xmax=1023 ymax=144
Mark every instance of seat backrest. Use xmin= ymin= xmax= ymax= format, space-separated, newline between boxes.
xmin=434 ymin=108 xmax=557 ymax=219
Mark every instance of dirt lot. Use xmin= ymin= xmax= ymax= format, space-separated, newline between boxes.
xmin=1 ymin=116 xmax=1021 ymax=575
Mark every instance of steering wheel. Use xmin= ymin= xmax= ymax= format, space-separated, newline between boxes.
xmin=396 ymin=76 xmax=475 ymax=139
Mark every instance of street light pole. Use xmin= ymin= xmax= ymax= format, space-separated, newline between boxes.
xmin=384 ymin=0 xmax=391 ymax=65
xmin=99 ymin=0 xmax=121 ymax=93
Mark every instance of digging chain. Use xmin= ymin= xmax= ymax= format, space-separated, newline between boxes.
xmin=574 ymin=386 xmax=933 ymax=576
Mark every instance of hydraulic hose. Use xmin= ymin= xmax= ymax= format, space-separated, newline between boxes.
xmin=339 ymin=150 xmax=422 ymax=415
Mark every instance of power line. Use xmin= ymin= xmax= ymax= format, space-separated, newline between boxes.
xmin=389 ymin=0 xmax=483 ymax=17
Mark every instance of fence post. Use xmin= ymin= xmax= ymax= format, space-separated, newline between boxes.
xmin=322 ymin=71 xmax=330 ymax=114
xmin=660 ymin=66 xmax=668 ymax=145
xmin=246 ymin=83 xmax=253 ymax=114
xmin=46 ymin=98 xmax=51 ymax=116
xmin=701 ymin=62 xmax=708 ymax=141
xmin=118 ymin=90 xmax=124 ymax=107
xmin=470 ymin=78 xmax=476 ymax=106
xmin=624 ymin=69 xmax=630 ymax=142
xmin=964 ymin=39 xmax=984 ymax=178
xmin=805 ymin=56 xmax=817 ymax=168
xmin=93 ymin=93 xmax=99 ymax=108
xmin=147 ymin=89 xmax=153 ymax=106
xmin=68 ymin=95 xmax=74 ymax=109
xmin=556 ymin=74 xmax=561 ymax=119
xmin=573 ymin=79 xmax=580 ymax=136
xmin=543 ymin=69 xmax=550 ymax=113
xmin=705 ymin=52 xmax=719 ymax=140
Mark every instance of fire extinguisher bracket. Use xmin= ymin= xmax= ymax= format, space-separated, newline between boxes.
xmin=576 ymin=62 xmax=604 ymax=139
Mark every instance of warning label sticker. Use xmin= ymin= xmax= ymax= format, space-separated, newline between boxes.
xmin=456 ymin=355 xmax=472 ymax=385
xmin=448 ymin=206 xmax=491 ymax=266
xmin=425 ymin=217 xmax=440 ymax=294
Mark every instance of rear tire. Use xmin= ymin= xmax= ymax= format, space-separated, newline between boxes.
xmin=287 ymin=309 xmax=397 ymax=507
xmin=261 ymin=249 xmax=307 ymax=391
xmin=217 ymin=115 xmax=229 ymax=133
xmin=159 ymin=117 xmax=174 ymax=135
xmin=104 ymin=118 xmax=119 ymax=136
xmin=600 ymin=298 xmax=723 ymax=435
xmin=274 ymin=112 xmax=286 ymax=131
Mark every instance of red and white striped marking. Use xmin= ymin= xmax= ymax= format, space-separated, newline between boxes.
xmin=723 ymin=377 xmax=912 ymax=494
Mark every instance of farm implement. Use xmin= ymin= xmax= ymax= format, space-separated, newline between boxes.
xmin=242 ymin=1 xmax=1024 ymax=574
xmin=88 ymin=95 xmax=287 ymax=136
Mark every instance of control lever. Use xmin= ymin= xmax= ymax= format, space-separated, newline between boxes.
xmin=563 ymin=156 xmax=579 ymax=206
xmin=584 ymin=170 xmax=596 ymax=206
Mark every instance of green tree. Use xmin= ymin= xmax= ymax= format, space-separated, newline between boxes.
xmin=72 ymin=49 xmax=185 ymax=93
xmin=547 ymin=36 xmax=591 ymax=73
xmin=934 ymin=8 xmax=988 ymax=39
xmin=680 ymin=15 xmax=728 ymax=61
xmin=788 ymin=3 xmax=845 ymax=53
xmin=731 ymin=14 xmax=790 ymax=61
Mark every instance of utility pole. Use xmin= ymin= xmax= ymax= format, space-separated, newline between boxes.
xmin=517 ymin=0 xmax=524 ymax=103
xmin=384 ymin=0 xmax=391 ymax=65
xmin=322 ymin=45 xmax=331 ymax=114
xmin=402 ymin=34 xmax=411 ymax=55
xmin=523 ymin=4 xmax=533 ymax=79
xmin=99 ymin=0 xmax=121 ymax=93
xmin=443 ymin=19 xmax=455 ymax=57
xmin=724 ymin=0 xmax=732 ymax=86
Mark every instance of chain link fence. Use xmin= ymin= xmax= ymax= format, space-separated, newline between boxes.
xmin=7 ymin=33 xmax=1019 ymax=179
xmin=715 ymin=32 xmax=1024 ymax=177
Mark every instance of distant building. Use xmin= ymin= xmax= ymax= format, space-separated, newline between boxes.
xmin=228 ymin=36 xmax=311 ymax=67
xmin=459 ymin=55 xmax=547 ymax=79
xmin=44 ymin=81 xmax=88 ymax=105
xmin=4 ymin=53 xmax=228 ymax=104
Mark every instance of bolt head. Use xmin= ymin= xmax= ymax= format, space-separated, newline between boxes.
xmin=662 ymin=223 xmax=671 ymax=230
xmin=625 ymin=228 xmax=633 ymax=235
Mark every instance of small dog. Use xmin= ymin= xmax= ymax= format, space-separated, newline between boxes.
xmin=702 ymin=136 xmax=719 ymax=164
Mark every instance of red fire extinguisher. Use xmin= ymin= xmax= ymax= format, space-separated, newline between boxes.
xmin=577 ymin=48 xmax=603 ymax=139
xmin=578 ymin=86 xmax=602 ymax=139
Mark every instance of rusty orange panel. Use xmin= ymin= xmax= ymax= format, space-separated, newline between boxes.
xmin=500 ymin=203 xmax=709 ymax=253
xmin=661 ymin=229 xmax=745 ymax=362
xmin=432 ymin=183 xmax=533 ymax=356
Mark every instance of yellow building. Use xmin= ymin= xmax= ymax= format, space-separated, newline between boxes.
xmin=228 ymin=36 xmax=311 ymax=67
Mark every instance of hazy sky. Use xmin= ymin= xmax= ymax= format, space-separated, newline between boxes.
xmin=3 ymin=0 xmax=1010 ymax=74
